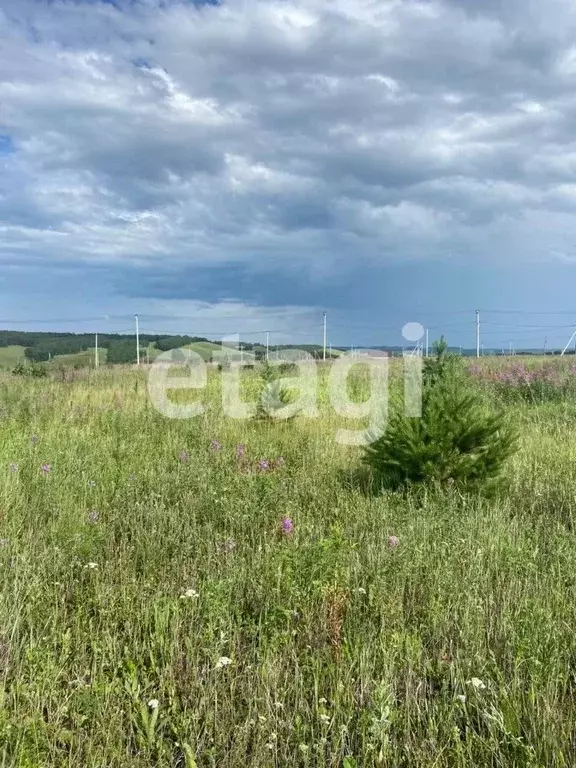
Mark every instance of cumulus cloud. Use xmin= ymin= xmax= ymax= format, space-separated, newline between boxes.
xmin=2 ymin=0 xmax=576 ymax=338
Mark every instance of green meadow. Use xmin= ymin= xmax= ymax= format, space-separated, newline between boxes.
xmin=0 ymin=360 xmax=576 ymax=766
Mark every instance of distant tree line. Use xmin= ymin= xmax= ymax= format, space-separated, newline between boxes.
xmin=0 ymin=330 xmax=346 ymax=366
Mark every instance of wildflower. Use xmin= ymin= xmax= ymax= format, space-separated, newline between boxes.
xmin=275 ymin=456 xmax=285 ymax=467
xmin=281 ymin=517 xmax=294 ymax=535
xmin=128 ymin=473 xmax=136 ymax=483
xmin=148 ymin=699 xmax=159 ymax=710
xmin=235 ymin=444 xmax=246 ymax=459
xmin=258 ymin=459 xmax=270 ymax=471
xmin=319 ymin=697 xmax=328 ymax=705
xmin=467 ymin=677 xmax=486 ymax=690
xmin=30 ymin=434 xmax=39 ymax=445
xmin=387 ymin=535 xmax=399 ymax=548
xmin=9 ymin=463 xmax=18 ymax=473
xmin=88 ymin=510 xmax=99 ymax=523
xmin=456 ymin=694 xmax=467 ymax=703
xmin=215 ymin=656 xmax=232 ymax=669
xmin=178 ymin=450 xmax=190 ymax=463
xmin=180 ymin=588 xmax=200 ymax=599
xmin=211 ymin=439 xmax=222 ymax=452
xmin=41 ymin=463 xmax=51 ymax=475
xmin=258 ymin=715 xmax=267 ymax=723
xmin=319 ymin=714 xmax=330 ymax=724
xmin=84 ymin=562 xmax=98 ymax=570
xmin=299 ymin=744 xmax=309 ymax=754
xmin=88 ymin=480 xmax=96 ymax=488
xmin=356 ymin=587 xmax=367 ymax=595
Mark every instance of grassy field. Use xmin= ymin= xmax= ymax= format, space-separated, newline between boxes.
xmin=0 ymin=346 xmax=26 ymax=368
xmin=1 ymin=360 xmax=576 ymax=766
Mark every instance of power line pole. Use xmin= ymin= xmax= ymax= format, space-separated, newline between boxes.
xmin=544 ymin=336 xmax=548 ymax=356
xmin=266 ymin=331 xmax=269 ymax=362
xmin=135 ymin=314 xmax=140 ymax=366
xmin=425 ymin=328 xmax=429 ymax=358
xmin=476 ymin=309 xmax=480 ymax=359
xmin=322 ymin=311 xmax=327 ymax=361
xmin=95 ymin=333 xmax=99 ymax=368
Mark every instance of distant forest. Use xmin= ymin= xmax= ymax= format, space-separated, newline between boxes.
xmin=0 ymin=330 xmax=331 ymax=365
xmin=0 ymin=330 xmax=220 ymax=364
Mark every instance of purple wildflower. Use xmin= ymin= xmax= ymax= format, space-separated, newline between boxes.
xmin=281 ymin=517 xmax=294 ymax=535
xmin=258 ymin=459 xmax=270 ymax=472
xmin=41 ymin=463 xmax=51 ymax=475
xmin=387 ymin=535 xmax=400 ymax=548
xmin=235 ymin=444 xmax=246 ymax=459
xmin=88 ymin=510 xmax=100 ymax=523
xmin=179 ymin=450 xmax=190 ymax=464
xmin=211 ymin=439 xmax=222 ymax=452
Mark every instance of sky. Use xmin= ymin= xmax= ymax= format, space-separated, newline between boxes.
xmin=3 ymin=0 xmax=576 ymax=349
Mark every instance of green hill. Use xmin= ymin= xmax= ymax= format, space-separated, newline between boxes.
xmin=0 ymin=346 xmax=26 ymax=367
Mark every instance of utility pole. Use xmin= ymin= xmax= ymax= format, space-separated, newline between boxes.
xmin=329 ymin=343 xmax=332 ymax=358
xmin=135 ymin=314 xmax=140 ymax=366
xmin=544 ymin=337 xmax=548 ymax=356
xmin=266 ymin=331 xmax=269 ymax=362
xmin=322 ymin=311 xmax=327 ymax=361
xmin=425 ymin=328 xmax=429 ymax=358
xmin=95 ymin=333 xmax=99 ymax=368
xmin=475 ymin=309 xmax=480 ymax=359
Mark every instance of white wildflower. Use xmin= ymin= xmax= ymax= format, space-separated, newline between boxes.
xmin=467 ymin=677 xmax=486 ymax=690
xmin=356 ymin=587 xmax=367 ymax=595
xmin=180 ymin=588 xmax=200 ymax=599
xmin=456 ymin=694 xmax=467 ymax=703
xmin=319 ymin=714 xmax=331 ymax=724
xmin=148 ymin=699 xmax=159 ymax=710
xmin=215 ymin=656 xmax=233 ymax=669
xmin=84 ymin=562 xmax=98 ymax=570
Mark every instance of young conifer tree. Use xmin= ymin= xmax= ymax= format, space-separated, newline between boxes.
xmin=362 ymin=338 xmax=517 ymax=491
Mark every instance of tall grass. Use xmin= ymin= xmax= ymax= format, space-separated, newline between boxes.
xmin=0 ymin=363 xmax=575 ymax=766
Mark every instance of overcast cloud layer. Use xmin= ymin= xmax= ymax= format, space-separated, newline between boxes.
xmin=2 ymin=0 xmax=576 ymax=346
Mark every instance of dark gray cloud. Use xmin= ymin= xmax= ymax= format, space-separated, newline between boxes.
xmin=1 ymin=0 xmax=576 ymax=343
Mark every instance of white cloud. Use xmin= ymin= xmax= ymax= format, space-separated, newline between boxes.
xmin=2 ymin=0 xmax=576 ymax=319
